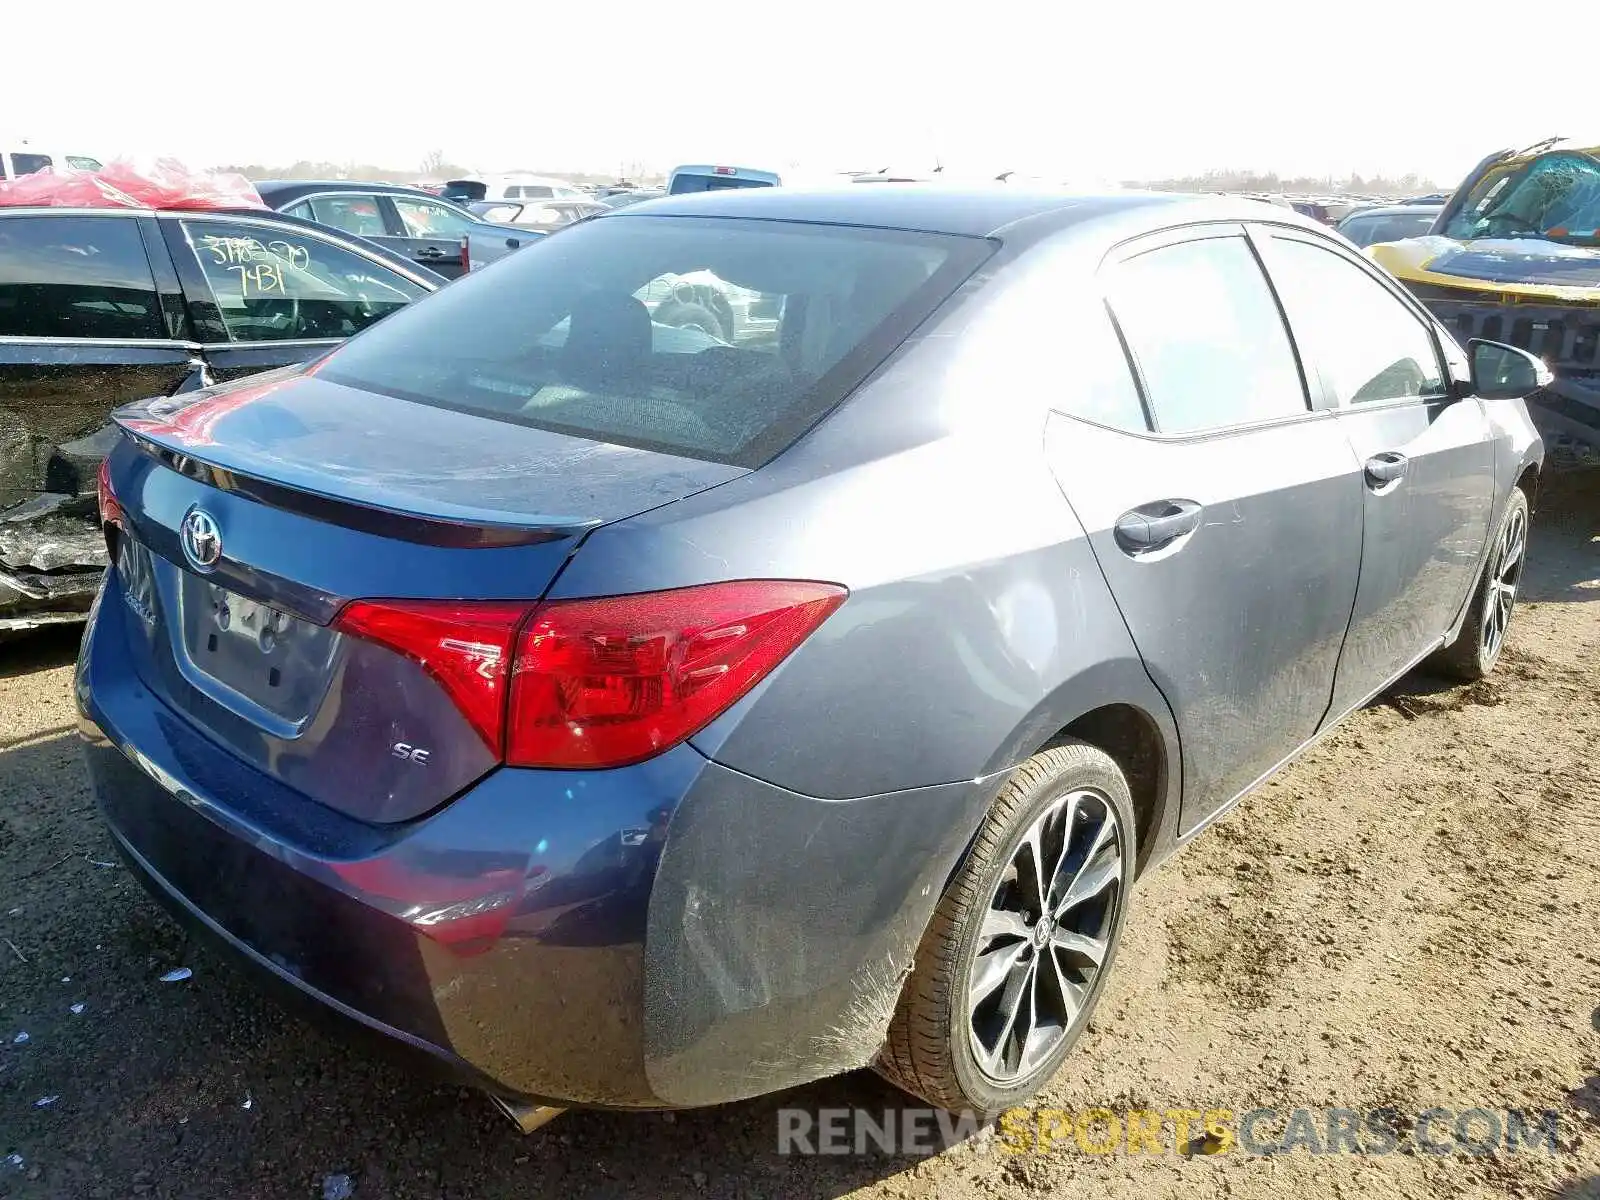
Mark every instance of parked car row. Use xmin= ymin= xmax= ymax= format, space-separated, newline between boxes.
xmin=256 ymin=181 xmax=539 ymax=278
xmin=0 ymin=203 xmax=445 ymax=630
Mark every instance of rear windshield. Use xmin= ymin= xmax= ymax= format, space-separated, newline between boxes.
xmin=669 ymin=174 xmax=775 ymax=194
xmin=317 ymin=214 xmax=991 ymax=467
xmin=1338 ymin=211 xmax=1437 ymax=247
xmin=8 ymin=152 xmax=52 ymax=176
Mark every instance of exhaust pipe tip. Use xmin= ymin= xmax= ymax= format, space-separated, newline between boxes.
xmin=490 ymin=1094 xmax=566 ymax=1135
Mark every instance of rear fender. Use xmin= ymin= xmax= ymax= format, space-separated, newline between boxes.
xmin=976 ymin=657 xmax=1182 ymax=877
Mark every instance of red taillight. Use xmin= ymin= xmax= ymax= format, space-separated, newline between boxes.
xmin=508 ymin=581 xmax=845 ymax=768
xmin=460 ymin=235 xmax=470 ymax=273
xmin=96 ymin=456 xmax=123 ymax=528
xmin=334 ymin=600 xmax=529 ymax=755
xmin=332 ymin=581 xmax=846 ymax=770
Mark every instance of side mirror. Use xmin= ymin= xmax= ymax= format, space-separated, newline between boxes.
xmin=1468 ymin=338 xmax=1553 ymax=400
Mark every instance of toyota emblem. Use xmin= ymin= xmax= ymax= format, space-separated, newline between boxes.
xmin=180 ymin=509 xmax=223 ymax=572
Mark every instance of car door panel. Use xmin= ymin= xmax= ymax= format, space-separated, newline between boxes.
xmin=0 ymin=211 xmax=201 ymax=622
xmin=1251 ymin=228 xmax=1497 ymax=715
xmin=1044 ymin=227 xmax=1366 ymax=830
xmin=0 ymin=212 xmax=195 ymax=513
xmin=1048 ymin=414 xmax=1363 ymax=829
xmin=1327 ymin=398 xmax=1494 ymax=712
xmin=0 ymin=342 xmax=196 ymax=509
xmin=366 ymin=196 xmax=464 ymax=277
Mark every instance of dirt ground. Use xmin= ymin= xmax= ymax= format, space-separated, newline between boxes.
xmin=1 ymin=464 xmax=1596 ymax=1200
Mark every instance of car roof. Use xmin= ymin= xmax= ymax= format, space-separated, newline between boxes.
xmin=600 ymin=184 xmax=1333 ymax=246
xmin=254 ymin=180 xmax=454 ymax=203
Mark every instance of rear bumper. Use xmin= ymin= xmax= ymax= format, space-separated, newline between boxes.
xmin=76 ymin=579 xmax=993 ymax=1108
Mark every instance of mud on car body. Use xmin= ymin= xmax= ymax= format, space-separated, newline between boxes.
xmin=1370 ymin=139 xmax=1600 ymax=447
xmin=0 ymin=205 xmax=440 ymax=633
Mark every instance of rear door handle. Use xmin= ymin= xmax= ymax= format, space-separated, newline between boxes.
xmin=1364 ymin=451 xmax=1409 ymax=487
xmin=416 ymin=246 xmax=446 ymax=258
xmin=1113 ymin=499 xmax=1203 ymax=554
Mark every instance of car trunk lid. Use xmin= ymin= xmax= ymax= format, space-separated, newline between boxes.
xmin=104 ymin=371 xmax=744 ymax=823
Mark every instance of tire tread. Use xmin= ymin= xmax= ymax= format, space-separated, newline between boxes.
xmin=875 ymin=741 xmax=1132 ymax=1111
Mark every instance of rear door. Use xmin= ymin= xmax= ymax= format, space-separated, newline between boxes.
xmin=387 ymin=194 xmax=531 ymax=275
xmin=1044 ymin=225 xmax=1365 ymax=830
xmin=0 ymin=211 xmax=197 ymax=514
xmin=160 ymin=212 xmax=434 ymax=383
xmin=283 ymin=192 xmax=470 ymax=278
xmin=0 ymin=210 xmax=198 ymax=620
xmin=1255 ymin=227 xmax=1495 ymax=716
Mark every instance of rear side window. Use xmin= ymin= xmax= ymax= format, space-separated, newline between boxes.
xmin=392 ymin=198 xmax=476 ymax=238
xmin=1337 ymin=212 xmax=1436 ymax=248
xmin=669 ymin=173 xmax=775 ymax=195
xmin=318 ymin=214 xmax=991 ymax=466
xmin=1265 ymin=236 xmax=1445 ymax=405
xmin=182 ymin=219 xmax=426 ymax=343
xmin=1109 ymin=236 xmax=1306 ymax=434
xmin=8 ymin=152 xmax=52 ymax=176
xmin=306 ymin=195 xmax=389 ymax=239
xmin=0 ymin=215 xmax=162 ymax=339
xmin=1054 ymin=299 xmax=1148 ymax=432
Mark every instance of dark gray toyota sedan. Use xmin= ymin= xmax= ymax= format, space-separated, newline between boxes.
xmin=77 ymin=186 xmax=1544 ymax=1123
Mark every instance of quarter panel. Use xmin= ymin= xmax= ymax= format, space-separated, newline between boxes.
xmin=643 ymin=766 xmax=996 ymax=1106
xmin=560 ymin=430 xmax=1143 ymax=800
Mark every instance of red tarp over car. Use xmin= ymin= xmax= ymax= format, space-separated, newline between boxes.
xmin=0 ymin=157 xmax=265 ymax=210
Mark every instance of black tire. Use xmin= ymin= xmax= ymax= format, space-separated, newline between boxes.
xmin=874 ymin=740 xmax=1137 ymax=1113
xmin=1428 ymin=487 xmax=1529 ymax=682
xmin=652 ymin=300 xmax=729 ymax=342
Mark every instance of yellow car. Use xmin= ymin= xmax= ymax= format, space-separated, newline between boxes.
xmin=1367 ymin=138 xmax=1600 ymax=445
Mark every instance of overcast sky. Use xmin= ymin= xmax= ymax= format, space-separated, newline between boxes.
xmin=3 ymin=1 xmax=1586 ymax=185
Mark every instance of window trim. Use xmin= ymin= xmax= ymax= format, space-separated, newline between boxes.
xmin=0 ymin=208 xmax=167 ymax=342
xmin=1250 ymin=221 xmax=1452 ymax=413
xmin=1041 ymin=296 xmax=1156 ymax=434
xmin=0 ymin=335 xmax=196 ymax=349
xmin=158 ymin=211 xmax=437 ymax=348
xmin=1098 ymin=222 xmax=1319 ymax=442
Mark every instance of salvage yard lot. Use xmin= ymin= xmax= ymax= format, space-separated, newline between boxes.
xmin=1 ymin=464 xmax=1596 ymax=1200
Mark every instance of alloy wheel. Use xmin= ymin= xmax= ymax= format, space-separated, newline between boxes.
xmin=966 ymin=788 xmax=1123 ymax=1083
xmin=1481 ymin=503 xmax=1527 ymax=661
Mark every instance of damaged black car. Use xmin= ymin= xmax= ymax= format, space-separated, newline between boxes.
xmin=0 ymin=205 xmax=440 ymax=634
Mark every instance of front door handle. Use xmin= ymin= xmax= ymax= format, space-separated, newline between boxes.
xmin=1365 ymin=451 xmax=1409 ymax=487
xmin=1113 ymin=499 xmax=1203 ymax=554
xmin=416 ymin=246 xmax=446 ymax=258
